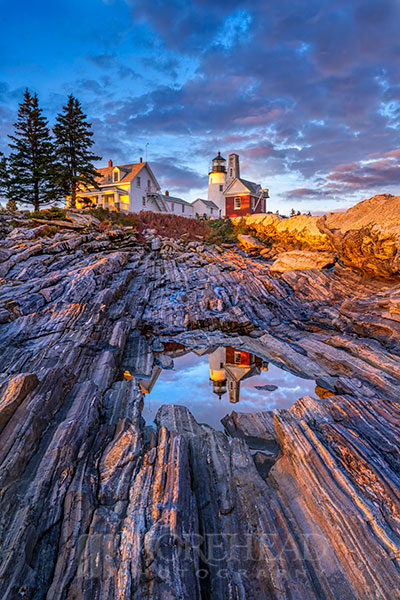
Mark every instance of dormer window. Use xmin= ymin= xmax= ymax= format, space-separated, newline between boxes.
xmin=113 ymin=171 xmax=119 ymax=182
xmin=108 ymin=174 xmax=111 ymax=182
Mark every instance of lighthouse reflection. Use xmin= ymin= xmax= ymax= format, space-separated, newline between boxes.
xmin=133 ymin=342 xmax=321 ymax=430
xmin=209 ymin=346 xmax=268 ymax=403
xmin=135 ymin=344 xmax=268 ymax=405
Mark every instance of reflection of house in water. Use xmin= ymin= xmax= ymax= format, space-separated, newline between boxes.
xmin=209 ymin=347 xmax=266 ymax=403
xmin=138 ymin=367 xmax=162 ymax=394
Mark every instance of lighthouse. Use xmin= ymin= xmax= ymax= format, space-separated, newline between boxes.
xmin=208 ymin=347 xmax=227 ymax=399
xmin=207 ymin=152 xmax=226 ymax=217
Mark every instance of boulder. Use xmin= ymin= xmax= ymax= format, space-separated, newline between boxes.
xmin=151 ymin=237 xmax=161 ymax=251
xmin=236 ymin=213 xmax=331 ymax=251
xmin=66 ymin=211 xmax=101 ymax=226
xmin=317 ymin=194 xmax=400 ymax=277
xmin=237 ymin=234 xmax=266 ymax=251
xmin=270 ymin=250 xmax=336 ymax=273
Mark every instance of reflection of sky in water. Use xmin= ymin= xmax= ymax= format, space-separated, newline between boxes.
xmin=142 ymin=352 xmax=317 ymax=430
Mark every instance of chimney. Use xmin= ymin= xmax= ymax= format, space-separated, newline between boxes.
xmin=165 ymin=190 xmax=169 ymax=196
xmin=108 ymin=159 xmax=113 ymax=168
xmin=227 ymin=153 xmax=240 ymax=186
xmin=140 ymin=157 xmax=143 ymax=163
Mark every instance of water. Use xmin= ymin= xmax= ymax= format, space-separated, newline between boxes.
xmin=138 ymin=345 xmax=320 ymax=430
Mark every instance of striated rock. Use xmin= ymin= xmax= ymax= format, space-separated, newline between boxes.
xmin=270 ymin=250 xmax=336 ymax=272
xmin=31 ymin=217 xmax=85 ymax=229
xmin=66 ymin=210 xmax=101 ymax=226
xmin=0 ymin=212 xmax=399 ymax=599
xmin=236 ymin=212 xmax=332 ymax=251
xmin=154 ymin=353 xmax=174 ymax=369
xmin=317 ymin=194 xmax=400 ymax=277
xmin=237 ymin=233 xmax=265 ymax=251
xmin=151 ymin=237 xmax=161 ymax=251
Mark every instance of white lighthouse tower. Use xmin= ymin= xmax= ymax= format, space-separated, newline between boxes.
xmin=207 ymin=152 xmax=226 ymax=217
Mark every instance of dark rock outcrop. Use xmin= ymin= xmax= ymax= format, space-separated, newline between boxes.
xmin=0 ymin=219 xmax=399 ymax=599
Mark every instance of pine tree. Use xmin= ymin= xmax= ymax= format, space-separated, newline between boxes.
xmin=53 ymin=95 xmax=101 ymax=209
xmin=0 ymin=152 xmax=10 ymax=199
xmin=8 ymin=90 xmax=58 ymax=212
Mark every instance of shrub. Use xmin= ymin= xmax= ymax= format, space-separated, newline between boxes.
xmin=89 ymin=208 xmax=211 ymax=242
xmin=27 ymin=206 xmax=67 ymax=220
xmin=33 ymin=224 xmax=59 ymax=238
xmin=6 ymin=199 xmax=17 ymax=212
xmin=206 ymin=217 xmax=251 ymax=244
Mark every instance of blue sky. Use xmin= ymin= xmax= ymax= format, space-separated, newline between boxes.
xmin=1 ymin=0 xmax=399 ymax=213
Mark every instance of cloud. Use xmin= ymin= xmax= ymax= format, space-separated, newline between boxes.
xmin=283 ymin=188 xmax=325 ymax=200
xmin=150 ymin=158 xmax=208 ymax=194
xmin=326 ymin=153 xmax=400 ymax=190
xmin=1 ymin=0 xmax=400 ymax=208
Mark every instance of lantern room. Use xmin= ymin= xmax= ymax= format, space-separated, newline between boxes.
xmin=209 ymin=152 xmax=226 ymax=174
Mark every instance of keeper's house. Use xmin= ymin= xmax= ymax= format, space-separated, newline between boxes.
xmin=66 ymin=158 xmax=193 ymax=216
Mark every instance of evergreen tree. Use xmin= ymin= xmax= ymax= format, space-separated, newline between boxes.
xmin=53 ymin=95 xmax=101 ymax=208
xmin=8 ymin=90 xmax=58 ymax=212
xmin=0 ymin=152 xmax=10 ymax=199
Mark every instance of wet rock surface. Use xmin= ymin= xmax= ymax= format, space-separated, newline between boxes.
xmin=0 ymin=219 xmax=400 ymax=599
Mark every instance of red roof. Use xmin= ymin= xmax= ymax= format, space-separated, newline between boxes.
xmin=96 ymin=162 xmax=147 ymax=185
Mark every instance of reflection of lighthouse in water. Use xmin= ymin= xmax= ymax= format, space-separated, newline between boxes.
xmin=208 ymin=347 xmax=266 ymax=403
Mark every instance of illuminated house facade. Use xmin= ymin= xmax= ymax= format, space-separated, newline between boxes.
xmin=207 ymin=152 xmax=269 ymax=218
xmin=66 ymin=159 xmax=194 ymax=216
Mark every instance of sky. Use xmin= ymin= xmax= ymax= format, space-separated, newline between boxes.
xmin=0 ymin=0 xmax=399 ymax=214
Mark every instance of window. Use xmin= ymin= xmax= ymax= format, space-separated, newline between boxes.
xmin=113 ymin=171 xmax=119 ymax=182
xmin=182 ymin=204 xmax=185 ymax=213
xmin=234 ymin=351 xmax=241 ymax=364
xmin=142 ymin=196 xmax=146 ymax=207
xmin=108 ymin=174 xmax=111 ymax=182
xmin=251 ymin=197 xmax=254 ymax=210
xmin=234 ymin=197 xmax=241 ymax=209
xmin=219 ymin=184 xmax=223 ymax=192
xmin=210 ymin=208 xmax=213 ymax=215
xmin=147 ymin=179 xmax=151 ymax=191
xmin=171 ymin=203 xmax=174 ymax=211
xmin=230 ymin=168 xmax=232 ymax=177
xmin=137 ymin=177 xmax=141 ymax=187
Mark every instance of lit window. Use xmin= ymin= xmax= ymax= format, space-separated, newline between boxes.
xmin=142 ymin=196 xmax=146 ymax=207
xmin=234 ymin=197 xmax=241 ymax=209
xmin=113 ymin=171 xmax=118 ymax=182
xmin=234 ymin=351 xmax=241 ymax=364
xmin=137 ymin=177 xmax=141 ymax=187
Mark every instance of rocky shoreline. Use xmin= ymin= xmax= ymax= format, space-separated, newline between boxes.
xmin=0 ymin=200 xmax=400 ymax=599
